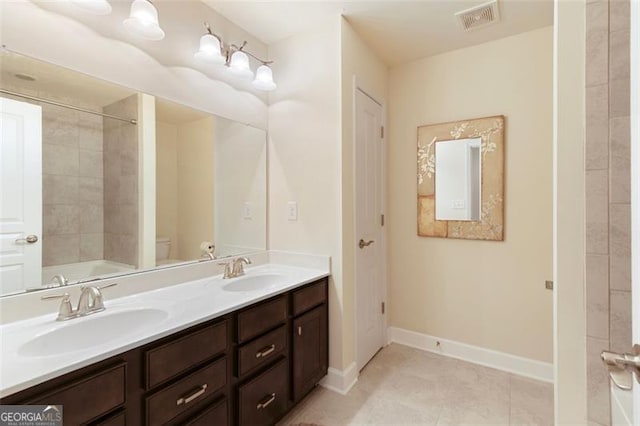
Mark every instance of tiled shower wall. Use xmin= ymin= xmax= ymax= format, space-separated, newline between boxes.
xmin=103 ymin=95 xmax=139 ymax=267
xmin=585 ymin=0 xmax=631 ymax=424
xmin=42 ymin=105 xmax=104 ymax=268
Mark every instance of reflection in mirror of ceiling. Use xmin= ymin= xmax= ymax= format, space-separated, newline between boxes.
xmin=204 ymin=0 xmax=554 ymax=66
xmin=0 ymin=50 xmax=136 ymax=107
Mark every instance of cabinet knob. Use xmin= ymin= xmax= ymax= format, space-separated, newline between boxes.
xmin=298 ymin=326 xmax=302 ymax=336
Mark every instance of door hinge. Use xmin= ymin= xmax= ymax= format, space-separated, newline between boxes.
xmin=380 ymin=126 xmax=384 ymax=139
xmin=381 ymin=214 xmax=385 ymax=227
xmin=381 ymin=302 xmax=385 ymax=314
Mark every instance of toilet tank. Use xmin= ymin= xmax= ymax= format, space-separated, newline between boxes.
xmin=156 ymin=237 xmax=171 ymax=261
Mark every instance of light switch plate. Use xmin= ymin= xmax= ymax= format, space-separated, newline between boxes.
xmin=243 ymin=202 xmax=252 ymax=219
xmin=287 ymin=201 xmax=298 ymax=221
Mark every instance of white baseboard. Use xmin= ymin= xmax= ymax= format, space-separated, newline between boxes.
xmin=320 ymin=361 xmax=358 ymax=394
xmin=387 ymin=327 xmax=553 ymax=383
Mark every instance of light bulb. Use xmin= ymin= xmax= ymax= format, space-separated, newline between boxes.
xmin=228 ymin=50 xmax=253 ymax=79
xmin=123 ymin=0 xmax=165 ymax=41
xmin=195 ymin=34 xmax=225 ymax=64
xmin=252 ymin=65 xmax=276 ymax=91
xmin=71 ymin=0 xmax=112 ymax=15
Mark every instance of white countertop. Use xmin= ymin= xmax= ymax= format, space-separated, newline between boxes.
xmin=0 ymin=263 xmax=329 ymax=398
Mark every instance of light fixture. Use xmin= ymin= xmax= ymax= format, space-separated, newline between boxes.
xmin=123 ymin=0 xmax=165 ymax=41
xmin=71 ymin=0 xmax=112 ymax=15
xmin=252 ymin=64 xmax=276 ymax=91
xmin=194 ymin=23 xmax=225 ymax=64
xmin=194 ymin=23 xmax=276 ymax=91
xmin=228 ymin=50 xmax=253 ymax=79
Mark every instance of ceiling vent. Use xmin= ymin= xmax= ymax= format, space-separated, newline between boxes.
xmin=455 ymin=0 xmax=500 ymax=31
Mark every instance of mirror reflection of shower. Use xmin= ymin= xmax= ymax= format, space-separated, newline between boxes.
xmin=0 ymin=50 xmax=139 ymax=292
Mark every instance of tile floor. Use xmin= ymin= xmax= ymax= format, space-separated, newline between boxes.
xmin=278 ymin=343 xmax=553 ymax=425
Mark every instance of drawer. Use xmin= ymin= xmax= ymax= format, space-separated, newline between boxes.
xmin=94 ymin=410 xmax=126 ymax=426
xmin=238 ymin=358 xmax=288 ymax=426
xmin=237 ymin=295 xmax=287 ymax=343
xmin=146 ymin=320 xmax=227 ymax=389
xmin=292 ymin=279 xmax=327 ymax=316
xmin=237 ymin=325 xmax=287 ymax=377
xmin=28 ymin=362 xmax=126 ymax=425
xmin=183 ymin=397 xmax=228 ymax=426
xmin=146 ymin=358 xmax=227 ymax=426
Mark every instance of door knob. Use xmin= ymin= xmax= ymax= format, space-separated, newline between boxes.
xmin=601 ymin=344 xmax=640 ymax=390
xmin=15 ymin=235 xmax=38 ymax=244
xmin=358 ymin=239 xmax=374 ymax=249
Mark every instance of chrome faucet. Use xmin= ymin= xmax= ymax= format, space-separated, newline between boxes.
xmin=77 ymin=286 xmax=105 ymax=316
xmin=202 ymin=252 xmax=216 ymax=260
xmin=25 ymin=274 xmax=70 ymax=293
xmin=219 ymin=257 xmax=252 ymax=279
xmin=42 ymin=283 xmax=117 ymax=321
xmin=51 ymin=274 xmax=69 ymax=287
xmin=232 ymin=257 xmax=251 ymax=276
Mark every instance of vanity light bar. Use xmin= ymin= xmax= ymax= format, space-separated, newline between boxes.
xmin=195 ymin=22 xmax=277 ymax=91
xmin=0 ymin=88 xmax=138 ymax=125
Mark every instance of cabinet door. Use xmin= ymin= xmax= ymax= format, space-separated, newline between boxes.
xmin=292 ymin=305 xmax=328 ymax=402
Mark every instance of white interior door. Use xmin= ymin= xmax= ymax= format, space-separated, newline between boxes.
xmin=355 ymin=88 xmax=385 ymax=370
xmin=0 ymin=97 xmax=42 ymax=294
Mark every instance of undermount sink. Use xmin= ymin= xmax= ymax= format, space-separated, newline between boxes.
xmin=222 ymin=273 xmax=287 ymax=292
xmin=18 ymin=308 xmax=169 ymax=358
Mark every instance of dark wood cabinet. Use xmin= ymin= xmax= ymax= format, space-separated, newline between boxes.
xmin=237 ymin=358 xmax=289 ymax=426
xmin=1 ymin=277 xmax=329 ymax=426
xmin=292 ymin=305 xmax=328 ymax=402
xmin=145 ymin=320 xmax=228 ymax=389
xmin=291 ymin=279 xmax=328 ymax=403
xmin=184 ymin=398 xmax=228 ymax=426
xmin=26 ymin=362 xmax=127 ymax=425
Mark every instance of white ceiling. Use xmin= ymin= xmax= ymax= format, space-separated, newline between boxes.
xmin=204 ymin=0 xmax=554 ymax=66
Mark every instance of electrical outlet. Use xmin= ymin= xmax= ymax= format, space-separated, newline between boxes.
xmin=243 ymin=202 xmax=252 ymax=219
xmin=287 ymin=201 xmax=298 ymax=221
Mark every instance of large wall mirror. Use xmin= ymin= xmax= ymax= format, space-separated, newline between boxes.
xmin=0 ymin=50 xmax=267 ymax=296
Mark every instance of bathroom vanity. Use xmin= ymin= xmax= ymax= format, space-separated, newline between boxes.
xmin=0 ymin=262 xmax=329 ymax=426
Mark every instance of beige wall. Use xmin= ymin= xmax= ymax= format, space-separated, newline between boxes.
xmin=388 ymin=27 xmax=554 ymax=363
xmin=156 ymin=121 xmax=179 ymax=260
xmin=176 ymin=117 xmax=215 ymax=261
xmin=340 ymin=17 xmax=389 ymax=368
xmin=268 ymin=19 xmax=345 ymax=369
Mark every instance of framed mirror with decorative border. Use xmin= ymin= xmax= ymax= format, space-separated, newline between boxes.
xmin=417 ymin=115 xmax=505 ymax=241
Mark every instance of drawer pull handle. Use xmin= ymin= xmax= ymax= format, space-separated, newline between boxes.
xmin=176 ymin=384 xmax=208 ymax=406
xmin=256 ymin=344 xmax=276 ymax=358
xmin=257 ymin=393 xmax=276 ymax=410
xmin=298 ymin=326 xmax=302 ymax=336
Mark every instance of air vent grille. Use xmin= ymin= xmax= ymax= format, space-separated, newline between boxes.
xmin=455 ymin=0 xmax=500 ymax=31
